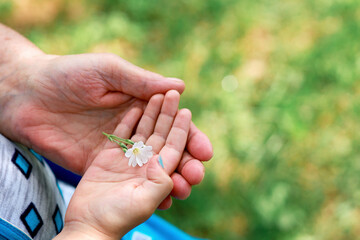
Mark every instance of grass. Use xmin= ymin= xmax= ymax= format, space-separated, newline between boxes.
xmin=2 ymin=0 xmax=360 ymax=239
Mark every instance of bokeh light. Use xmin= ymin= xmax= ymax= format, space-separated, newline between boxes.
xmin=2 ymin=0 xmax=360 ymax=239
xmin=221 ymin=75 xmax=239 ymax=92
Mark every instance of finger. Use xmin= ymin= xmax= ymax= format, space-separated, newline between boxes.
xmin=104 ymin=106 xmax=143 ymax=149
xmin=158 ymin=108 xmax=192 ymax=174
xmin=186 ymin=122 xmax=213 ymax=161
xmin=144 ymin=156 xmax=173 ymax=209
xmin=101 ymin=54 xmax=185 ymax=100
xmin=157 ymin=195 xmax=172 ymax=210
xmin=98 ymin=92 xmax=134 ymax=108
xmin=177 ymin=151 xmax=205 ymax=185
xmin=170 ymin=172 xmax=191 ymax=200
xmin=145 ymin=90 xmax=180 ymax=153
xmin=131 ymin=94 xmax=164 ymax=143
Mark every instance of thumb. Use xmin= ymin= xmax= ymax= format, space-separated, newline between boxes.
xmin=146 ymin=155 xmax=174 ymax=202
xmin=103 ymin=54 xmax=185 ymax=100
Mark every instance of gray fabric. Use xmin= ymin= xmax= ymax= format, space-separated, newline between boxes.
xmin=0 ymin=134 xmax=66 ymax=239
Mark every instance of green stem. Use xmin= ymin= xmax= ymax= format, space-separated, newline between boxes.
xmin=120 ymin=147 xmax=127 ymax=153
xmin=119 ymin=142 xmax=128 ymax=150
xmin=111 ymin=139 xmax=128 ymax=151
xmin=102 ymin=132 xmax=135 ymax=145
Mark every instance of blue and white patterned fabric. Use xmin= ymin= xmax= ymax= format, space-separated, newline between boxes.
xmin=0 ymin=134 xmax=65 ymax=239
xmin=0 ymin=133 xmax=205 ymax=240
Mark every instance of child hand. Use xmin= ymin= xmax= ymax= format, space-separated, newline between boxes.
xmin=54 ymin=90 xmax=191 ymax=240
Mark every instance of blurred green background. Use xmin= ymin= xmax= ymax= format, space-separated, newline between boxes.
xmin=2 ymin=0 xmax=360 ymax=239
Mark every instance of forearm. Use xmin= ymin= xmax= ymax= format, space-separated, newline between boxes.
xmin=0 ymin=24 xmax=43 ymax=141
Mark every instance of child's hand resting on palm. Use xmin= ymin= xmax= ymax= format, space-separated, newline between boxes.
xmin=54 ymin=90 xmax=192 ymax=240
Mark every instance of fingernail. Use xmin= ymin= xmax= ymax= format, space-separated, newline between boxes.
xmin=158 ymin=155 xmax=165 ymax=169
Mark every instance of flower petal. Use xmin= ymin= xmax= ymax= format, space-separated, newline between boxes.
xmin=133 ymin=141 xmax=144 ymax=148
xmin=136 ymin=156 xmax=143 ymax=167
xmin=125 ymin=149 xmax=133 ymax=158
xmin=123 ymin=142 xmax=153 ymax=167
xmin=128 ymin=155 xmax=136 ymax=166
xmin=144 ymin=145 xmax=152 ymax=151
xmin=142 ymin=156 xmax=149 ymax=164
xmin=132 ymin=158 xmax=137 ymax=167
xmin=138 ymin=152 xmax=146 ymax=163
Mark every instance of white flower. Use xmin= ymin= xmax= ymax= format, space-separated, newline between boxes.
xmin=125 ymin=141 xmax=153 ymax=167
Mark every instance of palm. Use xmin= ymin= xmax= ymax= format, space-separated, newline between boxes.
xmin=22 ymin=103 xmax=144 ymax=174
xmin=71 ymin=149 xmax=161 ymax=231
xmin=15 ymin=53 xmax=181 ymax=174
xmin=65 ymin=91 xmax=191 ymax=237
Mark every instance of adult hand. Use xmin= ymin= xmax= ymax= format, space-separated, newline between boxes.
xmin=0 ymin=25 xmax=213 ymax=202
xmin=54 ymin=91 xmax=191 ymax=240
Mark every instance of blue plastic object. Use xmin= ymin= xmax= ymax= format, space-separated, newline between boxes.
xmin=122 ymin=214 xmax=205 ymax=240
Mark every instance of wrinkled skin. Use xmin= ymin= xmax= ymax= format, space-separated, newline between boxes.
xmin=0 ymin=53 xmax=213 ymax=205
xmin=55 ymin=91 xmax=193 ymax=240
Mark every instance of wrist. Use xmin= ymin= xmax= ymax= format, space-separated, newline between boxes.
xmin=0 ymin=24 xmax=47 ymax=142
xmin=0 ymin=59 xmax=26 ymax=141
xmin=0 ymin=53 xmax=45 ymax=143
xmin=54 ymin=221 xmax=121 ymax=240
